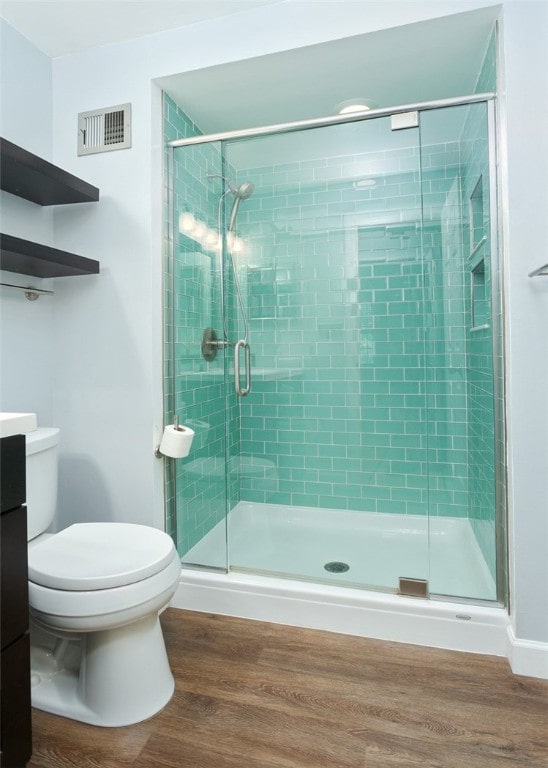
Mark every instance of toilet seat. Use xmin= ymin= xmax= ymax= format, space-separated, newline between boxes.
xmin=28 ymin=522 xmax=181 ymax=632
xmin=28 ymin=522 xmax=176 ymax=590
xmin=29 ymin=551 xmax=181 ymax=631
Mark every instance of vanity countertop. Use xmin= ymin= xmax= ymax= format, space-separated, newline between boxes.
xmin=0 ymin=412 xmax=37 ymax=438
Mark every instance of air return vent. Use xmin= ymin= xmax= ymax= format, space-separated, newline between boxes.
xmin=78 ymin=103 xmax=131 ymax=156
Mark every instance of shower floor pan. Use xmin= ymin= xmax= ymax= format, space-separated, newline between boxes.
xmin=183 ymin=501 xmax=496 ymax=601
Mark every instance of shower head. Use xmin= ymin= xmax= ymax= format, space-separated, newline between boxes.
xmin=207 ymin=172 xmax=254 ymax=231
xmin=234 ymin=181 xmax=254 ymax=200
xmin=228 ymin=181 xmax=255 ymax=232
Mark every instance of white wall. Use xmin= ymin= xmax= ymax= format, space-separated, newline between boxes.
xmin=499 ymin=0 xmax=548 ymax=652
xmin=1 ymin=0 xmax=547 ymax=657
xmin=0 ymin=19 xmax=54 ymax=422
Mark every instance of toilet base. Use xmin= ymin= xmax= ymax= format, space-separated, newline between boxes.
xmin=30 ymin=613 xmax=175 ymax=726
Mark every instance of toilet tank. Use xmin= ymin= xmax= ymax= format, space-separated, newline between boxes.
xmin=25 ymin=427 xmax=60 ymax=541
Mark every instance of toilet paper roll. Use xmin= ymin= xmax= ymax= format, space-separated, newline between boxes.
xmin=159 ymin=424 xmax=195 ymax=459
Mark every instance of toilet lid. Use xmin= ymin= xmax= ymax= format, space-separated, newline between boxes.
xmin=28 ymin=523 xmax=176 ymax=591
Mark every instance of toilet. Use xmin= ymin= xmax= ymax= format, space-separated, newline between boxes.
xmin=25 ymin=427 xmax=181 ymax=727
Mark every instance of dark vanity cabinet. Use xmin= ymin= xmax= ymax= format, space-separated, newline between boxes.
xmin=0 ymin=435 xmax=32 ymax=768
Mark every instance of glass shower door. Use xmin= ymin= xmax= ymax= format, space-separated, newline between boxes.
xmin=222 ymin=114 xmax=432 ymax=592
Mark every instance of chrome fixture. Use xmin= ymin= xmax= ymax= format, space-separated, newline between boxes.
xmin=528 ymin=264 xmax=548 ymax=277
xmin=0 ymin=281 xmax=54 ymax=300
xmin=399 ymin=577 xmax=429 ymax=598
xmin=228 ymin=181 xmax=254 ymax=232
xmin=201 ymin=327 xmax=229 ymax=361
xmin=206 ymin=173 xmax=254 ymax=397
xmin=206 ymin=173 xmax=254 ymax=233
xmin=169 ymin=93 xmax=495 ymax=148
xmin=234 ymin=339 xmax=251 ymax=397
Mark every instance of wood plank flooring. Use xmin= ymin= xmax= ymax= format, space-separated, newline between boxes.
xmin=27 ymin=609 xmax=548 ymax=768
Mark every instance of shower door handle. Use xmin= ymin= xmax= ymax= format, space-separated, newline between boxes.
xmin=234 ymin=339 xmax=251 ymax=397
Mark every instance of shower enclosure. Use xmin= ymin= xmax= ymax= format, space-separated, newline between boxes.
xmin=164 ymin=93 xmax=506 ymax=606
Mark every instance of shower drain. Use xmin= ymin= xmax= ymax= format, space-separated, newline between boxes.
xmin=324 ymin=561 xmax=350 ymax=573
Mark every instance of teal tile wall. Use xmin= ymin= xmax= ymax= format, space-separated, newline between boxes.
xmin=164 ymin=94 xmax=235 ymax=559
xmin=226 ymin=126 xmax=471 ymax=517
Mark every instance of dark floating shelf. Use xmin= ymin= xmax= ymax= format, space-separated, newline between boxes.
xmin=0 ymin=233 xmax=100 ymax=278
xmin=0 ymin=138 xmax=100 ymax=280
xmin=0 ymin=137 xmax=99 ymax=206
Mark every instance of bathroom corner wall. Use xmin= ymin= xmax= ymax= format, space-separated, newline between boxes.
xmin=0 ymin=19 xmax=52 ymax=156
xmin=0 ymin=19 xmax=55 ymax=423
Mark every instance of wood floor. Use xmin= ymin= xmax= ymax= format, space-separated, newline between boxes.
xmin=27 ymin=608 xmax=548 ymax=768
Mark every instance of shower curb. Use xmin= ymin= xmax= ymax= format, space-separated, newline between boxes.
xmin=172 ymin=569 xmax=510 ymax=661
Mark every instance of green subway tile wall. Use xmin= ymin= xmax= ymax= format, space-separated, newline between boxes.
xmin=228 ymin=124 xmax=474 ymax=519
xmin=164 ymin=94 xmax=236 ymax=560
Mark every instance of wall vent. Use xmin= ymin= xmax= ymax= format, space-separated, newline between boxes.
xmin=78 ymin=103 xmax=131 ymax=156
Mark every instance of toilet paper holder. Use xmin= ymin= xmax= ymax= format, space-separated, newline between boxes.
xmin=155 ymin=414 xmax=175 ymax=458
xmin=155 ymin=415 xmax=194 ymax=459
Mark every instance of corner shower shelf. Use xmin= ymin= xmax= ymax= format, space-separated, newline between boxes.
xmin=0 ymin=138 xmax=100 ymax=279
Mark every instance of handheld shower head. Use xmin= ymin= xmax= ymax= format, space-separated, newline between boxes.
xmin=207 ymin=173 xmax=255 ymax=231
xmin=228 ymin=181 xmax=255 ymax=232
xmin=235 ymin=181 xmax=254 ymax=200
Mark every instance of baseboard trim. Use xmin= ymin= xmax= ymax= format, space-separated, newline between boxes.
xmin=507 ymin=626 xmax=548 ymax=679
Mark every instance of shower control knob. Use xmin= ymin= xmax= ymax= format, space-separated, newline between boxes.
xmin=201 ymin=327 xmax=229 ymax=361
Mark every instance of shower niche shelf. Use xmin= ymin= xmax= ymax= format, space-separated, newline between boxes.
xmin=0 ymin=137 xmax=100 ymax=278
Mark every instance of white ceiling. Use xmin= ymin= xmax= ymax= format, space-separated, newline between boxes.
xmin=0 ymin=0 xmax=282 ymax=58
xmin=0 ymin=1 xmax=499 ymax=135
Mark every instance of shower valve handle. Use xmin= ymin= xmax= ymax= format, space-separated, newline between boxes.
xmin=201 ymin=327 xmax=231 ymax=361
